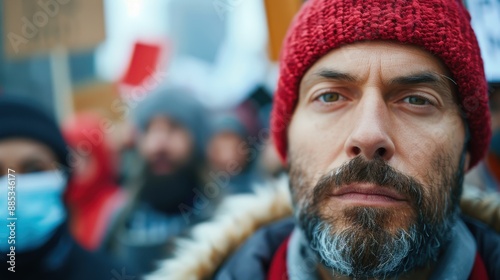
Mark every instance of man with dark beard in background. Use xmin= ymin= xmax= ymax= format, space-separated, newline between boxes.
xmin=105 ymin=86 xmax=209 ymax=276
xmin=147 ymin=0 xmax=500 ymax=279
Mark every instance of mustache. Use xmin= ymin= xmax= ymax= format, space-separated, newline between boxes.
xmin=311 ymin=156 xmax=424 ymax=207
xmin=151 ymin=152 xmax=173 ymax=162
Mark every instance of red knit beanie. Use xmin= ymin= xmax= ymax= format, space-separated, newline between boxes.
xmin=271 ymin=0 xmax=490 ymax=169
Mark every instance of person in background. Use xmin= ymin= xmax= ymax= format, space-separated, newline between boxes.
xmin=205 ymin=113 xmax=260 ymax=194
xmin=466 ymin=83 xmax=500 ymax=191
xmin=147 ymin=0 xmax=500 ymax=279
xmin=256 ymin=103 xmax=287 ymax=178
xmin=105 ymin=86 xmax=210 ymax=275
xmin=0 ymin=96 xmax=133 ymax=280
xmin=461 ymin=83 xmax=500 ymax=234
xmin=63 ymin=112 xmax=127 ymax=251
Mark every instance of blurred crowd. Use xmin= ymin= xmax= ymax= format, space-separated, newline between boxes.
xmin=0 ymin=80 xmax=286 ymax=278
xmin=0 ymin=0 xmax=499 ymax=279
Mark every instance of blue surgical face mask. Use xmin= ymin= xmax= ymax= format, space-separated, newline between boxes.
xmin=0 ymin=170 xmax=67 ymax=252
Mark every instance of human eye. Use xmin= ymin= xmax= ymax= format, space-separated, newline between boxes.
xmin=22 ymin=162 xmax=46 ymax=174
xmin=316 ymin=91 xmax=345 ymax=103
xmin=402 ymin=95 xmax=434 ymax=106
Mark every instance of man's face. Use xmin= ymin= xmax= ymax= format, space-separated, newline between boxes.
xmin=0 ymin=138 xmax=59 ymax=176
xmin=139 ymin=116 xmax=194 ymax=176
xmin=207 ymin=132 xmax=248 ymax=173
xmin=287 ymin=41 xmax=468 ymax=278
xmin=489 ymin=87 xmax=500 ymax=130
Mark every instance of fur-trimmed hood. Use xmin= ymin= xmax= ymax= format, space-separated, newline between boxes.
xmin=147 ymin=177 xmax=500 ymax=280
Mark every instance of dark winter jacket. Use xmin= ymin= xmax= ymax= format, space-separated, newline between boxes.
xmin=214 ymin=216 xmax=499 ymax=280
xmin=0 ymin=224 xmax=135 ymax=280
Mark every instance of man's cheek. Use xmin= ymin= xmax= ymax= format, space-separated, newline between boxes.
xmin=394 ymin=133 xmax=441 ymax=181
xmin=403 ymin=119 xmax=463 ymax=172
xmin=403 ymin=136 xmax=435 ymax=166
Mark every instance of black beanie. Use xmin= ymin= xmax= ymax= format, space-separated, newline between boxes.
xmin=0 ymin=95 xmax=69 ymax=168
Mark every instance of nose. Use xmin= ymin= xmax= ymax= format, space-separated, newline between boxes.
xmin=344 ymin=91 xmax=395 ymax=161
xmin=144 ymin=129 xmax=171 ymax=154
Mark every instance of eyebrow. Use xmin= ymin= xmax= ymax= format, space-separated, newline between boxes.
xmin=21 ymin=157 xmax=44 ymax=164
xmin=389 ymin=71 xmax=455 ymax=99
xmin=314 ymin=69 xmax=358 ymax=82
xmin=390 ymin=72 xmax=444 ymax=86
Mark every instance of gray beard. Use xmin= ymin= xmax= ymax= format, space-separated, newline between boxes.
xmin=302 ymin=207 xmax=457 ymax=279
xmin=291 ymin=151 xmax=466 ymax=279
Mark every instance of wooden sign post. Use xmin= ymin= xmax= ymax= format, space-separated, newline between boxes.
xmin=3 ymin=0 xmax=105 ymax=122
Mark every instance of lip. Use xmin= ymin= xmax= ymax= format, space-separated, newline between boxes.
xmin=330 ymin=183 xmax=407 ymax=206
